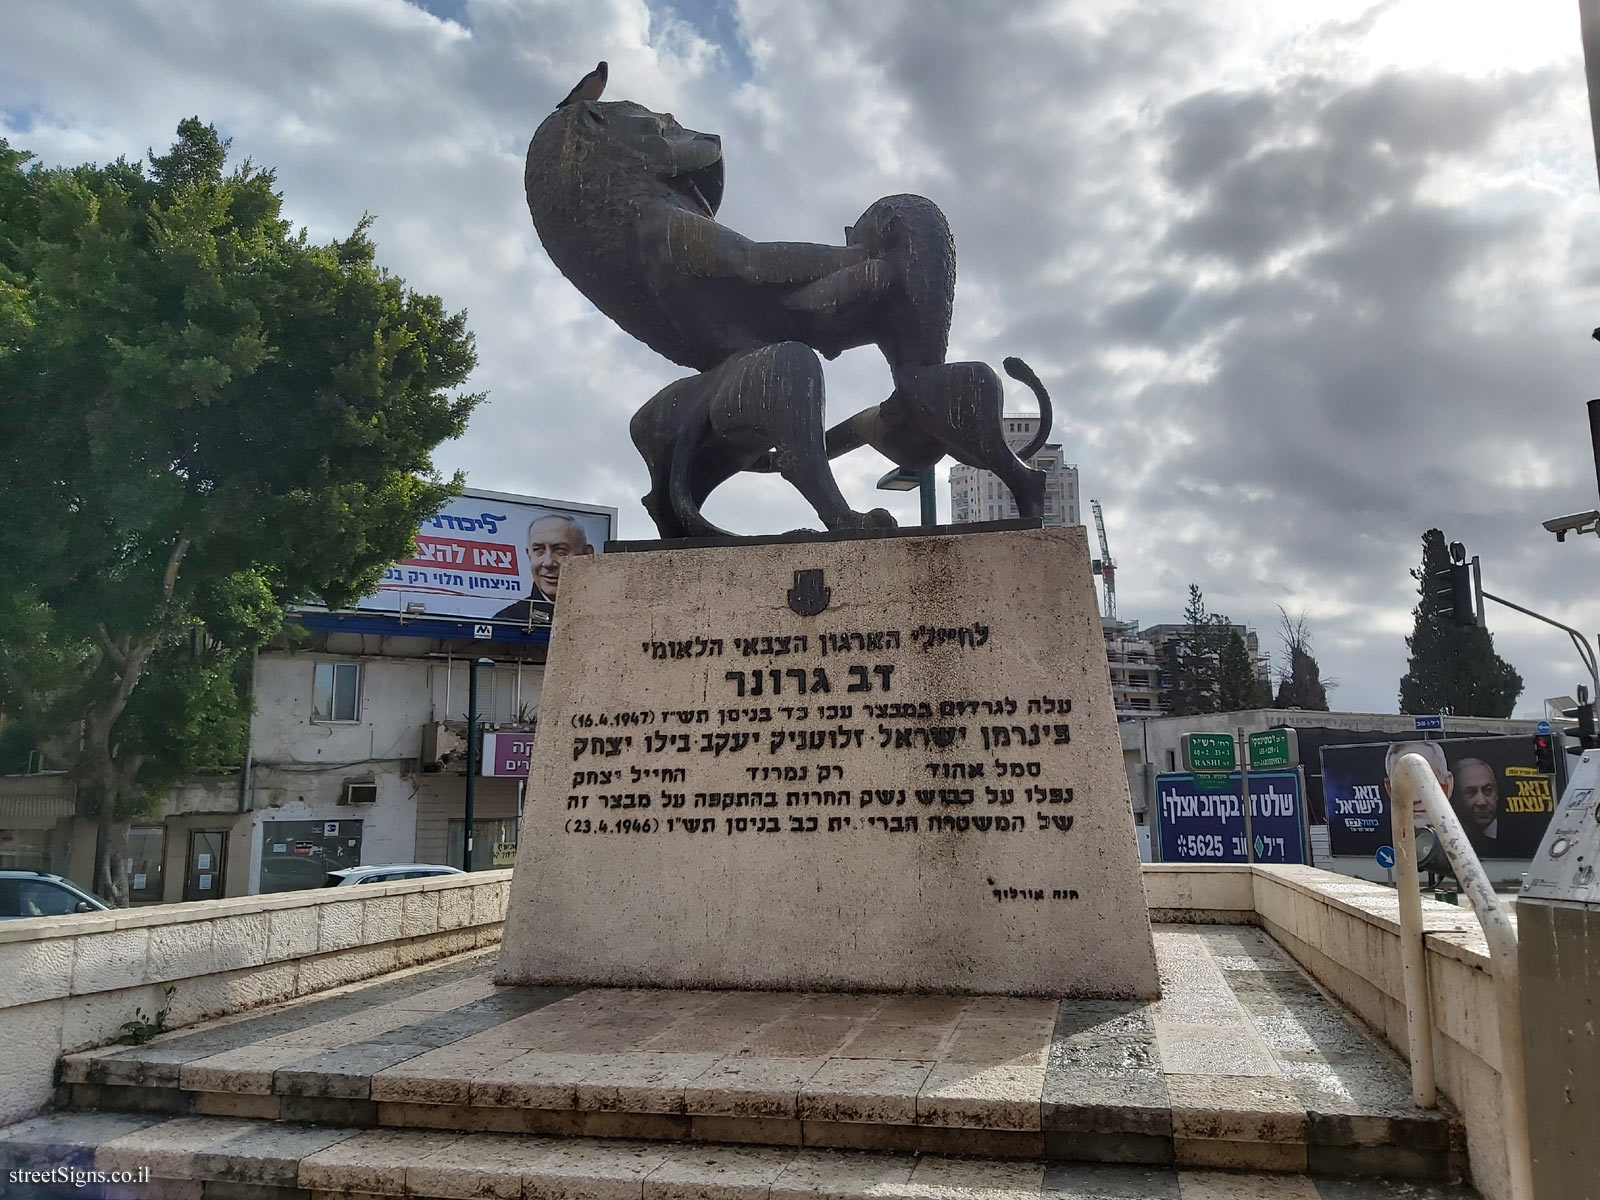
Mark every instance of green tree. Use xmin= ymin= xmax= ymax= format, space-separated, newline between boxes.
xmin=1218 ymin=628 xmax=1260 ymax=712
xmin=1398 ymin=529 xmax=1522 ymax=716
xmin=1273 ymin=609 xmax=1331 ymax=710
xmin=0 ymin=121 xmax=481 ymax=902
xmin=1167 ymin=584 xmax=1226 ymax=715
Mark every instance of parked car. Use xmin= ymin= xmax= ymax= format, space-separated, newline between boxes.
xmin=0 ymin=870 xmax=111 ymax=919
xmin=323 ymin=863 xmax=465 ymax=886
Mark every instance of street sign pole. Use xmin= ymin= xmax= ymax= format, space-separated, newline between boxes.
xmin=1298 ymin=765 xmax=1312 ymax=866
xmin=1237 ymin=724 xmax=1255 ymax=864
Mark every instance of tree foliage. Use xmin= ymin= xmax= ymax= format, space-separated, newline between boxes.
xmin=1398 ymin=529 xmax=1522 ymax=717
xmin=1166 ymin=584 xmax=1268 ymax=716
xmin=0 ymin=120 xmax=481 ymax=900
xmin=1218 ymin=629 xmax=1262 ymax=712
xmin=1273 ymin=609 xmax=1331 ymax=710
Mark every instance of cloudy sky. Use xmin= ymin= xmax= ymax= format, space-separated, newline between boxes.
xmin=5 ymin=0 xmax=1600 ymax=716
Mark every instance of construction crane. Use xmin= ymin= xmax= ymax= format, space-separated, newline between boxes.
xmin=1090 ymin=499 xmax=1116 ymax=620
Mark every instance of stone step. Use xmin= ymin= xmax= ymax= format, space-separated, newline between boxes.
xmin=48 ymin=927 xmax=1464 ymax=1183
xmin=0 ymin=1110 xmax=1479 ymax=1200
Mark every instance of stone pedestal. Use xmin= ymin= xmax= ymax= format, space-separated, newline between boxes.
xmin=496 ymin=526 xmax=1158 ymax=998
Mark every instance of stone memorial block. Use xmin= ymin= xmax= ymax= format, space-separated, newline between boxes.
xmin=496 ymin=526 xmax=1159 ymax=998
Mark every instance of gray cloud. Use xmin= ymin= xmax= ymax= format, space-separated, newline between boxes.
xmin=2 ymin=0 xmax=1597 ymax=714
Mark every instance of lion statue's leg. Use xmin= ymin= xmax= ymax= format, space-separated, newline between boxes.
xmin=897 ymin=361 xmax=1048 ymax=521
xmin=631 ymin=343 xmax=896 ymax=538
xmin=705 ymin=342 xmax=895 ymax=534
xmin=631 ymin=372 xmax=740 ymax=539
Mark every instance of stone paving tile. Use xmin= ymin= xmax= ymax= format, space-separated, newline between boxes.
xmin=872 ymin=996 xmax=973 ymax=1027
xmin=1153 ymin=1021 xmax=1280 ymax=1077
xmin=917 ymin=1063 xmax=1046 ymax=1131
xmin=523 ymin=1136 xmax=675 ymax=1200
xmin=271 ymin=1043 xmax=434 ymax=1098
xmin=525 ymin=1017 xmax=672 ymax=1055
xmin=189 ymin=1122 xmax=359 ymax=1188
xmin=1310 ymin=1180 xmax=1478 ymax=1199
xmin=903 ymin=1154 xmax=1045 ymax=1199
xmin=701 ymin=991 xmax=808 ymax=1023
xmin=384 ymin=975 xmax=501 ymax=1012
xmin=403 ymin=1130 xmax=550 ymax=1200
xmin=797 ymin=1059 xmax=936 ymax=1125
xmin=768 ymin=1146 xmax=916 ymax=1199
xmin=741 ymin=1017 xmax=863 ymax=1059
xmin=683 ymin=1057 xmax=830 ymax=1119
xmin=179 ymin=1046 xmax=323 ymax=1095
xmin=838 ymin=1024 xmax=952 ymax=1060
xmin=644 ymin=1142 xmax=798 ymax=1200
xmin=641 ymin=1016 xmax=771 ymax=1053
xmin=962 ymin=998 xmax=1060 ymax=1024
xmin=95 ymin=1116 xmax=247 ymax=1178
xmin=788 ymin=993 xmax=885 ymax=1020
xmin=368 ymin=1041 xmax=529 ymax=1105
xmin=575 ymin=1052 xmax=726 ymax=1114
xmin=1178 ymin=1170 xmax=1320 ymax=1198
xmin=467 ymin=1050 xmax=599 ymax=1108
xmin=1165 ymin=1075 xmax=1308 ymax=1145
xmin=0 ymin=1112 xmax=170 ymax=1170
xmin=1043 ymin=999 xmax=1170 ymax=1137
xmin=1246 ymin=1008 xmax=1388 ymax=1062
xmin=943 ymin=1024 xmax=1051 ymax=1068
xmin=1043 ymin=1163 xmax=1181 ymax=1199
xmin=296 ymin=1126 xmax=462 ymax=1194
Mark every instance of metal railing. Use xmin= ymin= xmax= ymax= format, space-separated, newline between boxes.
xmin=1389 ymin=753 xmax=1533 ymax=1200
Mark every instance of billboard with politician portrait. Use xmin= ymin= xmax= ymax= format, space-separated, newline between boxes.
xmin=1321 ymin=735 xmax=1558 ymax=859
xmin=359 ymin=489 xmax=616 ymax=629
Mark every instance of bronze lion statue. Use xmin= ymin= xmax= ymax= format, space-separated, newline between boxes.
xmin=526 ymin=70 xmax=1051 ymax=538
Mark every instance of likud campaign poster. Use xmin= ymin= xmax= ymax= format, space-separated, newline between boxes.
xmin=1321 ymin=735 xmax=1557 ymax=859
xmin=357 ymin=489 xmax=616 ymax=629
xmin=1154 ymin=770 xmax=1308 ymax=864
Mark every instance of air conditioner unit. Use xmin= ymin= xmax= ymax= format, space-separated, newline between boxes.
xmin=340 ymin=780 xmax=378 ymax=806
xmin=420 ymin=722 xmax=466 ymax=772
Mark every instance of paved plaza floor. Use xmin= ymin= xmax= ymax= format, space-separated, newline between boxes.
xmin=0 ymin=925 xmax=1476 ymax=1199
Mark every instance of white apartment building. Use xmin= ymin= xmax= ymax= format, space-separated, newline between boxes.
xmin=1102 ymin=618 xmax=1163 ymax=718
xmin=948 ymin=417 xmax=1079 ymax=528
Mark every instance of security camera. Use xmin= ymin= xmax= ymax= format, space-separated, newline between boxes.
xmin=1541 ymin=511 xmax=1600 ymax=542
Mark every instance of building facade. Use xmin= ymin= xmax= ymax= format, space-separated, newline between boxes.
xmin=1102 ymin=618 xmax=1163 ymax=718
xmin=948 ymin=417 xmax=1079 ymax=527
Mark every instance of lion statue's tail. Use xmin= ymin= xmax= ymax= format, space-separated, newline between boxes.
xmin=1001 ymin=356 xmax=1052 ymax=460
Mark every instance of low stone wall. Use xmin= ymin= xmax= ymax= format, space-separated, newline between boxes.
xmin=1141 ymin=862 xmax=1257 ymax=923
xmin=0 ymin=870 xmax=511 ymax=1126
xmin=1245 ymin=865 xmax=1511 ymax=1200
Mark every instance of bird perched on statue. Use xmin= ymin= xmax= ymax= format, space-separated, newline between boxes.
xmin=558 ymin=62 xmax=607 ymax=108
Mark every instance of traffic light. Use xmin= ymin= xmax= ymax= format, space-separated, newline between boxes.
xmin=1430 ymin=541 xmax=1477 ymax=627
xmin=1563 ymin=685 xmax=1599 ymax=750
xmin=1533 ymin=732 xmax=1556 ymax=774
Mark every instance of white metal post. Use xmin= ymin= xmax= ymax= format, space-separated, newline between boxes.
xmin=1387 ymin=764 xmax=1436 ymax=1109
xmin=1391 ymin=754 xmax=1532 ymax=1200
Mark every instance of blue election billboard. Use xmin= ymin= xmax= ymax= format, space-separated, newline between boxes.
xmin=1155 ymin=770 xmax=1308 ymax=864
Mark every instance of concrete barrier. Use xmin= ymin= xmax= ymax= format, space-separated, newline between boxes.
xmin=0 ymin=870 xmax=511 ymax=1125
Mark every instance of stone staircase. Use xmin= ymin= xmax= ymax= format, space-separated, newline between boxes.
xmin=0 ymin=926 xmax=1477 ymax=1199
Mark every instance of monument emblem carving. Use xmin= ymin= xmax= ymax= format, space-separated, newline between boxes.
xmin=786 ymin=569 xmax=831 ymax=616
xmin=523 ymin=67 xmax=1053 ymax=539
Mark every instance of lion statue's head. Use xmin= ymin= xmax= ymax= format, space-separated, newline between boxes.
xmin=526 ymin=99 xmax=727 ymax=366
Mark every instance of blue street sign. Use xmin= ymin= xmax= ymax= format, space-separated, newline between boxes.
xmin=1536 ymin=720 xmax=1552 ymax=735
xmin=1413 ymin=715 xmax=1443 ymax=732
xmin=1154 ymin=771 xmax=1308 ymax=864
xmin=1375 ymin=845 xmax=1396 ymax=869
